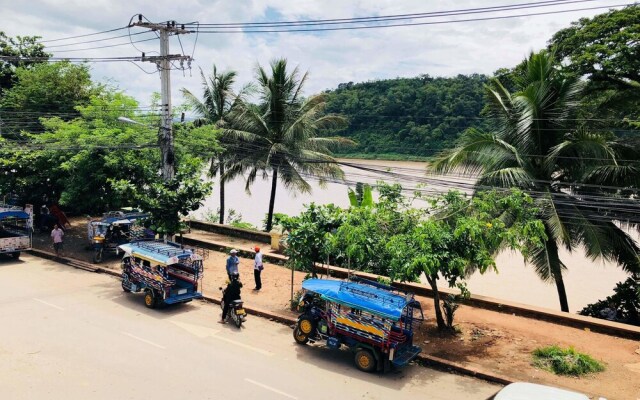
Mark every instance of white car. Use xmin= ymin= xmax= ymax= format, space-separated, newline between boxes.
xmin=494 ymin=382 xmax=604 ymax=400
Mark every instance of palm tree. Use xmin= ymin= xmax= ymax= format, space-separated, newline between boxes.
xmin=181 ymin=65 xmax=241 ymax=224
xmin=224 ymin=58 xmax=352 ymax=232
xmin=431 ymin=50 xmax=640 ymax=312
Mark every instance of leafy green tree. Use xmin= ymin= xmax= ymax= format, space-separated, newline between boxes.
xmin=550 ymin=5 xmax=640 ymax=91
xmin=0 ymin=32 xmax=49 ymax=94
xmin=432 ymin=50 xmax=640 ymax=312
xmin=386 ymin=190 xmax=545 ymax=330
xmin=548 ymin=5 xmax=640 ymax=134
xmin=280 ymin=203 xmax=346 ymax=277
xmin=225 ymin=58 xmax=352 ymax=232
xmin=0 ymin=61 xmax=98 ymax=136
xmin=181 ymin=65 xmax=244 ymax=224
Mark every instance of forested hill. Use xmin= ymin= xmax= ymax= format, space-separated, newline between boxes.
xmin=323 ymin=74 xmax=489 ymax=158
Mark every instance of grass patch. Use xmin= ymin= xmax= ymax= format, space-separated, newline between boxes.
xmin=532 ymin=345 xmax=605 ymax=376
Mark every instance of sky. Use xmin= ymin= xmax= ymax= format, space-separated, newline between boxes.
xmin=1 ymin=0 xmax=629 ymax=109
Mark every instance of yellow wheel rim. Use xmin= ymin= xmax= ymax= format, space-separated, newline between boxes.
xmin=299 ymin=319 xmax=313 ymax=334
xmin=294 ymin=330 xmax=307 ymax=342
xmin=145 ymin=294 xmax=153 ymax=306
xmin=358 ymin=354 xmax=371 ymax=369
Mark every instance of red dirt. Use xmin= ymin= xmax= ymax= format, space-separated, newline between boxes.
xmin=33 ymin=218 xmax=640 ymax=400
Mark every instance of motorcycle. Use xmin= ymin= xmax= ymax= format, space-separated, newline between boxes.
xmin=219 ymin=287 xmax=246 ymax=328
xmin=293 ymin=292 xmax=327 ymax=344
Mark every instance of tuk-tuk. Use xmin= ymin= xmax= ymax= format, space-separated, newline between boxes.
xmin=294 ymin=278 xmax=424 ymax=372
xmin=0 ymin=203 xmax=33 ymax=259
xmin=87 ymin=210 xmax=151 ymax=263
xmin=118 ymin=240 xmax=204 ymax=309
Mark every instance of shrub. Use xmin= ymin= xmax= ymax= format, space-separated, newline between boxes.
xmin=532 ymin=346 xmax=605 ymax=376
xmin=579 ymin=277 xmax=640 ymax=326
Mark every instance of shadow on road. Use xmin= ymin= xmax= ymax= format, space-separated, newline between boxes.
xmin=290 ymin=339 xmax=493 ymax=396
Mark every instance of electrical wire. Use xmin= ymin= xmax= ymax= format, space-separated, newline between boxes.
xmin=37 ymin=26 xmax=129 ymax=43
xmin=189 ymin=0 xmax=600 ymax=28
xmin=190 ymin=3 xmax=633 ymax=33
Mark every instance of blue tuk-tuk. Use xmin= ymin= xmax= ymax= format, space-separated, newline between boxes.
xmin=294 ymin=278 xmax=424 ymax=372
xmin=118 ymin=241 xmax=204 ymax=309
xmin=87 ymin=210 xmax=151 ymax=263
xmin=0 ymin=203 xmax=33 ymax=259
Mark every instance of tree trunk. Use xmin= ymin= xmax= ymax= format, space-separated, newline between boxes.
xmin=219 ymin=157 xmax=225 ymax=225
xmin=426 ymin=274 xmax=446 ymax=330
xmin=553 ymin=266 xmax=570 ymax=312
xmin=545 ymin=235 xmax=570 ymax=312
xmin=266 ymin=168 xmax=278 ymax=232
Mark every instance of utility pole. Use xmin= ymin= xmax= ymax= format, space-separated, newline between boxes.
xmin=129 ymin=15 xmax=192 ymax=181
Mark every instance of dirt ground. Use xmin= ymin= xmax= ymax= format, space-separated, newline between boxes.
xmin=33 ymin=217 xmax=640 ymax=400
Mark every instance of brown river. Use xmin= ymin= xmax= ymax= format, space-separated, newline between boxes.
xmin=197 ymin=159 xmax=636 ymax=312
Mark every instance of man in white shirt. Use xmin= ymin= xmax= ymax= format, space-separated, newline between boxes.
xmin=51 ymin=224 xmax=64 ymax=257
xmin=253 ymin=246 xmax=263 ymax=291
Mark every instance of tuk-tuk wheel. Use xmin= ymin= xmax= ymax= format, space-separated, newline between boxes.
xmin=298 ymin=317 xmax=315 ymax=335
xmin=354 ymin=349 xmax=376 ymax=372
xmin=144 ymin=290 xmax=157 ymax=309
xmin=293 ymin=328 xmax=309 ymax=345
xmin=93 ymin=248 xmax=103 ymax=264
xmin=11 ymin=252 xmax=20 ymax=260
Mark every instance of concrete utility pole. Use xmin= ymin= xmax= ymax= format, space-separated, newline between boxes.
xmin=130 ymin=15 xmax=192 ymax=181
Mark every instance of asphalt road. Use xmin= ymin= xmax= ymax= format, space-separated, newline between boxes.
xmin=0 ymin=255 xmax=501 ymax=400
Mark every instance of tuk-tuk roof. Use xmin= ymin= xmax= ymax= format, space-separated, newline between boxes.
xmin=0 ymin=210 xmax=30 ymax=220
xmin=101 ymin=213 xmax=148 ymax=225
xmin=118 ymin=241 xmax=202 ymax=266
xmin=302 ymin=279 xmax=412 ymax=321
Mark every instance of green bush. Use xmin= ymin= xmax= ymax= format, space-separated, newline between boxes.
xmin=532 ymin=346 xmax=605 ymax=376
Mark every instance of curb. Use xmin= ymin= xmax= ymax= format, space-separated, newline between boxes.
xmin=27 ymin=249 xmax=510 ymax=387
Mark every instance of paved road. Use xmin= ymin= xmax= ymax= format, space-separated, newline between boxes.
xmin=0 ymin=255 xmax=501 ymax=400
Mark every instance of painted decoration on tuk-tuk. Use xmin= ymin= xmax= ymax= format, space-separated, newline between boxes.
xmin=293 ymin=278 xmax=424 ymax=372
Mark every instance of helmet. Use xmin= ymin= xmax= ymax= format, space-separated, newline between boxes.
xmin=254 ymin=246 xmax=260 ymax=252
xmin=230 ymin=249 xmax=238 ymax=254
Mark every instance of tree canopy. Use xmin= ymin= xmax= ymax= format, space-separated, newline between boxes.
xmin=323 ymin=74 xmax=489 ymax=158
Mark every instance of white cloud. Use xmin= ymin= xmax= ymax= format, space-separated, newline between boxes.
xmin=1 ymin=0 xmax=623 ymax=107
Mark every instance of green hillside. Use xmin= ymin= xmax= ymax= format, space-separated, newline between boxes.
xmin=323 ymin=74 xmax=490 ymax=158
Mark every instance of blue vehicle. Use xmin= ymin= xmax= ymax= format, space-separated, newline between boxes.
xmin=118 ymin=241 xmax=204 ymax=309
xmin=293 ymin=278 xmax=424 ymax=372
xmin=87 ymin=210 xmax=151 ymax=263
xmin=0 ymin=203 xmax=33 ymax=260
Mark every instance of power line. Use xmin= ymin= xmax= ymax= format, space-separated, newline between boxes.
xmin=191 ymin=3 xmax=633 ymax=33
xmin=37 ymin=26 xmax=129 ymax=43
xmin=43 ymin=31 xmax=152 ymax=49
xmin=189 ymin=0 xmax=599 ymax=28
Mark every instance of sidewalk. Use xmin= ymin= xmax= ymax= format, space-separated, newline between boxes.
xmin=31 ymin=219 xmax=640 ymax=399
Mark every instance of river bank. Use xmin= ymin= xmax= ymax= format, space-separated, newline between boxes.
xmin=196 ymin=158 xmax=636 ymax=312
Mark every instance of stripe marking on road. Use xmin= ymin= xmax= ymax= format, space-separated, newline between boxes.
xmin=33 ymin=298 xmax=64 ymax=310
xmin=245 ymin=378 xmax=298 ymax=399
xmin=121 ymin=332 xmax=166 ymax=349
xmin=213 ymin=334 xmax=273 ymax=357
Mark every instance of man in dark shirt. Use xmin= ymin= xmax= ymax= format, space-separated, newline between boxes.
xmin=220 ymin=273 xmax=242 ymax=324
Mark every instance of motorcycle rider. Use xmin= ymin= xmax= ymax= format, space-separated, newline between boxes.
xmin=219 ymin=273 xmax=243 ymax=324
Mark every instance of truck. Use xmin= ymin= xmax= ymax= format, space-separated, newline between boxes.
xmin=0 ymin=203 xmax=33 ymax=259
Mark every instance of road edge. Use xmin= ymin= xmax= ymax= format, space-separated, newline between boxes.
xmin=27 ymin=248 xmax=512 ymax=387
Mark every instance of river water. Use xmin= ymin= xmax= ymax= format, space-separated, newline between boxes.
xmin=196 ymin=159 xmax=635 ymax=312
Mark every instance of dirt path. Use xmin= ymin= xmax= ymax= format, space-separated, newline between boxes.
xmin=33 ymin=218 xmax=640 ymax=400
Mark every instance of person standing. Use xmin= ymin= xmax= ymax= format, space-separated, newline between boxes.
xmin=51 ymin=224 xmax=64 ymax=257
xmin=253 ymin=246 xmax=263 ymax=291
xmin=226 ymin=249 xmax=239 ymax=280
